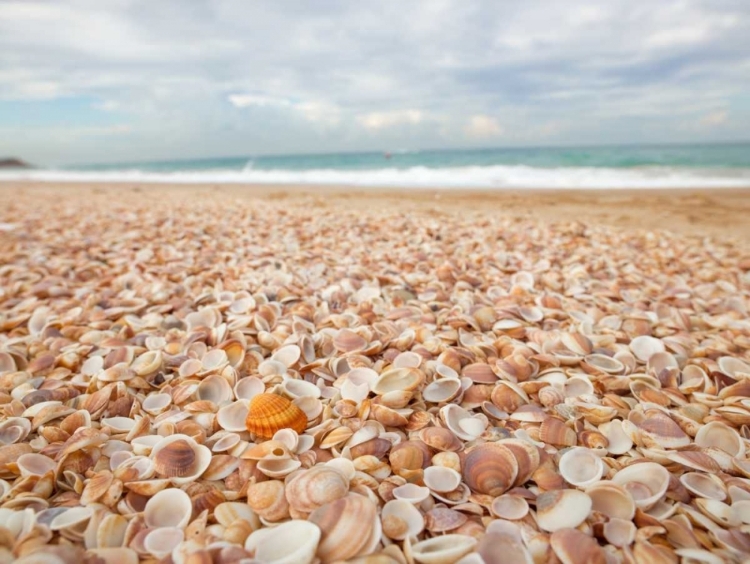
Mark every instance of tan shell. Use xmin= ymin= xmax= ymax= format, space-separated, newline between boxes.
xmin=410 ymin=534 xmax=477 ymax=564
xmin=611 ymin=462 xmax=669 ymax=510
xmin=245 ymin=519 xmax=320 ymax=564
xmin=149 ymin=434 xmax=212 ymax=485
xmin=539 ymin=417 xmax=577 ymax=447
xmin=247 ymin=479 xmax=290 ymax=522
xmin=308 ymin=493 xmax=381 ymax=562
xmin=550 ymin=528 xmax=606 ymax=564
xmin=462 ymin=443 xmax=518 ymax=496
xmin=381 ymin=499 xmax=425 ymax=540
xmin=144 ymin=488 xmax=193 ymax=529
xmin=694 ymin=421 xmax=745 ymax=457
xmin=558 ymin=447 xmax=604 ymax=488
xmin=491 ymin=494 xmax=529 ymax=520
xmin=285 ymin=465 xmax=350 ymax=514
xmin=535 ymin=489 xmax=592 ymax=532
xmin=245 ymin=393 xmax=307 ymax=440
xmin=585 ymin=481 xmax=636 ymax=520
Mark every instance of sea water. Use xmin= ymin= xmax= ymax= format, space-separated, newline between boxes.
xmin=3 ymin=143 xmax=750 ymax=189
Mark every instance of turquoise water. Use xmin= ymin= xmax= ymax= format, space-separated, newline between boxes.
xmin=74 ymin=142 xmax=750 ymax=172
xmin=3 ymin=142 xmax=750 ymax=188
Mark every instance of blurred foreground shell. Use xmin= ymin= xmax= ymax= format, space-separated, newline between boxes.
xmin=245 ymin=393 xmax=307 ymax=439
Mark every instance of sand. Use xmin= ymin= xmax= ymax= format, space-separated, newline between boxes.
xmin=2 ymin=181 xmax=749 ymax=243
xmin=1 ymin=180 xmax=750 ymax=562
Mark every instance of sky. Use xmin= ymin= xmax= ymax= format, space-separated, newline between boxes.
xmin=0 ymin=0 xmax=749 ymax=165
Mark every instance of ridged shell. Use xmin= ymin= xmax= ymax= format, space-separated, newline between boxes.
xmin=245 ymin=393 xmax=307 ymax=439
xmin=285 ymin=466 xmax=350 ymax=514
xmin=463 ymin=443 xmax=518 ymax=496
xmin=539 ymin=417 xmax=577 ymax=447
xmin=550 ymin=528 xmax=606 ymax=564
xmin=308 ymin=493 xmax=381 ymax=562
xmin=150 ymin=435 xmax=212 ymax=484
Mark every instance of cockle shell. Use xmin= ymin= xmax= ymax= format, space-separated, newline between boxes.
xmin=535 ymin=490 xmax=592 ymax=532
xmin=144 ymin=488 xmax=193 ymax=529
xmin=245 ymin=519 xmax=320 ymax=564
xmin=585 ymin=481 xmax=635 ymax=520
xmin=308 ymin=493 xmax=381 ymax=562
xmin=462 ymin=443 xmax=518 ymax=496
xmin=558 ymin=447 xmax=604 ymax=488
xmin=550 ymin=528 xmax=606 ymax=564
xmin=410 ymin=534 xmax=477 ymax=564
xmin=381 ymin=499 xmax=425 ymax=540
xmin=245 ymin=393 xmax=307 ymax=439
xmin=285 ymin=465 xmax=350 ymax=514
xmin=247 ymin=479 xmax=290 ymax=522
xmin=149 ymin=434 xmax=212 ymax=485
xmin=611 ymin=461 xmax=669 ymax=510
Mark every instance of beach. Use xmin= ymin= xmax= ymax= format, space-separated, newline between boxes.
xmin=1 ymin=181 xmax=750 ymax=562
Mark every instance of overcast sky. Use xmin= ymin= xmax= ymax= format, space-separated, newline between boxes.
xmin=0 ymin=0 xmax=749 ymax=165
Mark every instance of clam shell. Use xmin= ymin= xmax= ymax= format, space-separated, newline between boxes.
xmin=143 ymin=526 xmax=184 ymax=560
xmin=381 ymin=499 xmax=425 ymax=540
xmin=308 ymin=493 xmax=381 ymax=562
xmin=694 ymin=421 xmax=745 ymax=457
xmin=550 ymin=528 xmax=606 ymax=564
xmin=285 ymin=465 xmax=350 ymax=513
xmin=535 ymin=489 xmax=592 ymax=532
xmin=245 ymin=393 xmax=307 ymax=439
xmin=149 ymin=434 xmax=212 ymax=484
xmin=539 ymin=417 xmax=576 ymax=447
xmin=245 ymin=519 xmax=320 ymax=564
xmin=680 ymin=472 xmax=726 ymax=501
xmin=247 ymin=479 xmax=290 ymax=522
xmin=491 ymin=494 xmax=529 ymax=520
xmin=144 ymin=487 xmax=193 ymax=529
xmin=611 ymin=462 xmax=669 ymax=510
xmin=423 ymin=466 xmax=461 ymax=493
xmin=558 ymin=447 xmax=604 ymax=488
xmin=603 ymin=518 xmax=636 ymax=547
xmin=585 ymin=481 xmax=635 ymax=520
xmin=410 ymin=534 xmax=477 ymax=564
xmin=462 ymin=443 xmax=518 ymax=496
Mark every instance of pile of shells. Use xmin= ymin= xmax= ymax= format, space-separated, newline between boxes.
xmin=0 ymin=186 xmax=750 ymax=563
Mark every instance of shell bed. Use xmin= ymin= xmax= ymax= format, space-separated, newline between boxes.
xmin=0 ymin=189 xmax=749 ymax=564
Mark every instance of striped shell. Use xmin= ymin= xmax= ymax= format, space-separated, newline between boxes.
xmin=245 ymin=393 xmax=307 ymax=439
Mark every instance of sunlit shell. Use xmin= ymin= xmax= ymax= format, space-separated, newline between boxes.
xmin=149 ymin=434 xmax=212 ymax=484
xmin=308 ymin=493 xmax=381 ymax=562
xmin=491 ymin=494 xmax=529 ymax=520
xmin=694 ymin=421 xmax=745 ymax=457
xmin=423 ymin=466 xmax=462 ymax=493
xmin=462 ymin=443 xmax=518 ymax=496
xmin=558 ymin=447 xmax=604 ymax=488
xmin=630 ymin=335 xmax=665 ymax=362
xmin=246 ymin=479 xmax=290 ymax=522
xmin=550 ymin=527 xmax=606 ymax=564
xmin=144 ymin=488 xmax=193 ymax=529
xmin=410 ymin=534 xmax=477 ymax=564
xmin=245 ymin=519 xmax=320 ymax=564
xmin=535 ymin=489 xmax=592 ymax=532
xmin=245 ymin=393 xmax=307 ymax=439
xmin=585 ymin=481 xmax=636 ymax=520
xmin=539 ymin=417 xmax=576 ymax=447
xmin=381 ymin=499 xmax=424 ymax=540
xmin=680 ymin=472 xmax=727 ymax=501
xmin=285 ymin=465 xmax=350 ymax=514
xmin=611 ymin=462 xmax=669 ymax=510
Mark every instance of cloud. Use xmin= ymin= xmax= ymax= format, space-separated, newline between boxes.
xmin=0 ymin=0 xmax=749 ymax=163
xmin=228 ymin=94 xmax=292 ymax=109
xmin=357 ymin=110 xmax=424 ymax=131
xmin=465 ymin=115 xmax=503 ymax=138
xmin=700 ymin=110 xmax=728 ymax=127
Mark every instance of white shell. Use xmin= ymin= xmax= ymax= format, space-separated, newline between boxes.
xmin=245 ymin=519 xmax=321 ymax=564
xmin=558 ymin=447 xmax=604 ymax=488
xmin=144 ymin=488 xmax=193 ymax=529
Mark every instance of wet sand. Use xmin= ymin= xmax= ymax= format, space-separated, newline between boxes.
xmin=2 ymin=181 xmax=750 ymax=243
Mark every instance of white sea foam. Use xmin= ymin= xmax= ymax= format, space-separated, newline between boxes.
xmin=1 ymin=165 xmax=749 ymax=189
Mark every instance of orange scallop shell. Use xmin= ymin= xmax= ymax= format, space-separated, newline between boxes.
xmin=245 ymin=393 xmax=307 ymax=439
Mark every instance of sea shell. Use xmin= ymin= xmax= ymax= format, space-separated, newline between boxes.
xmin=491 ymin=495 xmax=529 ymax=520
xmin=410 ymin=534 xmax=477 ymax=564
xmin=285 ymin=465 xmax=350 ymax=514
xmin=603 ymin=518 xmax=636 ymax=547
xmin=245 ymin=519 xmax=320 ymax=564
xmin=149 ymin=434 xmax=212 ymax=485
xmin=550 ymin=528 xmax=606 ymax=564
xmin=585 ymin=481 xmax=636 ymax=520
xmin=247 ymin=479 xmax=290 ymax=522
xmin=611 ymin=461 xmax=669 ymax=510
xmin=245 ymin=393 xmax=307 ymax=439
xmin=144 ymin=488 xmax=193 ymax=529
xmin=308 ymin=493 xmax=381 ymax=562
xmin=558 ymin=447 xmax=604 ymax=488
xmin=462 ymin=443 xmax=518 ymax=496
xmin=535 ymin=489 xmax=592 ymax=532
xmin=694 ymin=421 xmax=745 ymax=457
xmin=381 ymin=499 xmax=425 ymax=540
xmin=539 ymin=417 xmax=577 ymax=447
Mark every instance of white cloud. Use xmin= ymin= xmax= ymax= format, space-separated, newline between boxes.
xmin=227 ymin=94 xmax=292 ymax=109
xmin=357 ymin=110 xmax=424 ymax=131
xmin=464 ymin=115 xmax=503 ymax=139
xmin=700 ymin=110 xmax=728 ymax=127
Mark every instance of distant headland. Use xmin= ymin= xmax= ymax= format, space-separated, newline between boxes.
xmin=0 ymin=158 xmax=32 ymax=169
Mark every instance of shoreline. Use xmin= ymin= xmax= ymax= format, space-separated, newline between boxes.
xmin=2 ymin=180 xmax=750 ymax=242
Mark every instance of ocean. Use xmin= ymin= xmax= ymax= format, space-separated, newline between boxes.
xmin=3 ymin=142 xmax=750 ymax=189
